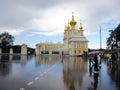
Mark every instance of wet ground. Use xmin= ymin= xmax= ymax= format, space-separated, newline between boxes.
xmin=0 ymin=55 xmax=120 ymax=90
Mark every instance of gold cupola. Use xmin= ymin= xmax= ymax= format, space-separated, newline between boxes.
xmin=79 ymin=20 xmax=83 ymax=30
xmin=66 ymin=22 xmax=70 ymax=30
xmin=70 ymin=13 xmax=77 ymax=26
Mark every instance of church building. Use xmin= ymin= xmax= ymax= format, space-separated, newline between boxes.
xmin=35 ymin=14 xmax=88 ymax=56
xmin=63 ymin=14 xmax=88 ymax=56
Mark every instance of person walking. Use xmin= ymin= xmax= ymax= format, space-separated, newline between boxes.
xmin=93 ymin=54 xmax=99 ymax=74
xmin=97 ymin=54 xmax=101 ymax=69
xmin=89 ymin=58 xmax=93 ymax=77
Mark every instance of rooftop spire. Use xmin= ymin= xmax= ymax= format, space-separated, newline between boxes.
xmin=70 ymin=12 xmax=77 ymax=26
xmin=72 ymin=12 xmax=74 ymax=20
xmin=79 ymin=19 xmax=83 ymax=30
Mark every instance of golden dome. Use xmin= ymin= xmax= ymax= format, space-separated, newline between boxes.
xmin=64 ymin=24 xmax=67 ymax=31
xmin=79 ymin=20 xmax=83 ymax=30
xmin=70 ymin=14 xmax=77 ymax=26
xmin=66 ymin=22 xmax=70 ymax=30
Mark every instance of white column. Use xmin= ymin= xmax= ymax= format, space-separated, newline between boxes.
xmin=21 ymin=44 xmax=27 ymax=55
xmin=10 ymin=48 xmax=13 ymax=54
xmin=39 ymin=49 xmax=41 ymax=54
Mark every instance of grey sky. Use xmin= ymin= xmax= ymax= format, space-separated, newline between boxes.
xmin=0 ymin=0 xmax=120 ymax=35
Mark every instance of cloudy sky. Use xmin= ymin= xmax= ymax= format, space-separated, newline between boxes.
xmin=0 ymin=0 xmax=120 ymax=49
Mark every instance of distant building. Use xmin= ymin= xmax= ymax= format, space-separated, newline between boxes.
xmin=36 ymin=42 xmax=62 ymax=55
xmin=36 ymin=14 xmax=88 ymax=56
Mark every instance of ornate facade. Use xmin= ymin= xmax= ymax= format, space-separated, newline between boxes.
xmin=63 ymin=14 xmax=88 ymax=56
xmin=36 ymin=14 xmax=88 ymax=56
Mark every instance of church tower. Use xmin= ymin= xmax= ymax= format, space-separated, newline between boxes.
xmin=63 ymin=13 xmax=88 ymax=56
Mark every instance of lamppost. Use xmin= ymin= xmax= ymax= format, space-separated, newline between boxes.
xmin=100 ymin=25 xmax=102 ymax=50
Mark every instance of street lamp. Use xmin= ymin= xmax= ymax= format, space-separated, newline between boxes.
xmin=100 ymin=25 xmax=102 ymax=50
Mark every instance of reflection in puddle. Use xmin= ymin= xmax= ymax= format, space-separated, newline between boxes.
xmin=63 ymin=57 xmax=88 ymax=90
xmin=35 ymin=55 xmax=61 ymax=66
xmin=20 ymin=55 xmax=27 ymax=66
xmin=0 ymin=55 xmax=120 ymax=90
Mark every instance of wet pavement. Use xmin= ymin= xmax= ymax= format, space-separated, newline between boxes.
xmin=0 ymin=55 xmax=120 ymax=90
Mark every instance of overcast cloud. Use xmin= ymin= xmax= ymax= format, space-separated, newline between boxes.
xmin=0 ymin=0 xmax=120 ymax=35
xmin=0 ymin=0 xmax=120 ymax=48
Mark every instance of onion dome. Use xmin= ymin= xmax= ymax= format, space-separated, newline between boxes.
xmin=70 ymin=14 xmax=77 ymax=26
xmin=66 ymin=22 xmax=70 ymax=30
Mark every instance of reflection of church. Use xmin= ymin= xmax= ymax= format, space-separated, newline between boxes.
xmin=62 ymin=57 xmax=88 ymax=90
xmin=36 ymin=14 xmax=88 ymax=56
